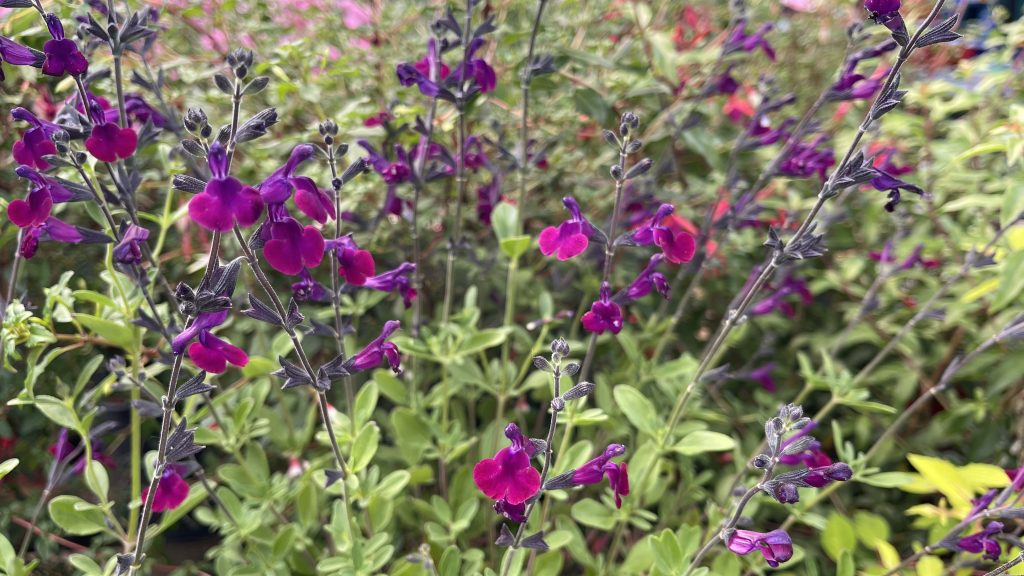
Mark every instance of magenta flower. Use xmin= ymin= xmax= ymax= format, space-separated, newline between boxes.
xmin=7 ymin=188 xmax=53 ymax=231
xmin=957 ymin=521 xmax=1003 ymax=561
xmin=48 ymin=429 xmax=74 ymax=462
xmin=363 ymin=111 xmax=393 ymax=127
xmin=325 ymin=235 xmax=376 ymax=286
xmin=831 ymin=41 xmax=897 ymax=101
xmin=779 ymin=135 xmax=835 ymax=180
xmin=263 ymin=217 xmax=325 ymax=276
xmin=112 ymin=224 xmax=150 ymax=265
xmin=292 ymin=177 xmax=336 ymax=224
xmin=777 ymin=422 xmax=833 ymax=467
xmin=363 ymin=262 xmax=416 ymax=307
xmin=342 ymin=320 xmax=402 ymax=374
xmin=41 ymin=14 xmax=88 ymax=77
xmin=0 ymin=35 xmax=45 ymax=81
xmin=396 ymin=39 xmax=452 ymax=100
xmin=124 ymin=93 xmax=167 ymax=128
xmin=172 ymin=311 xmax=247 ymax=374
xmin=582 ymin=283 xmax=623 ymax=335
xmin=865 ymin=0 xmax=900 ymax=10
xmin=454 ymin=37 xmax=497 ymax=93
xmin=1005 ymin=468 xmax=1024 ymax=492
xmin=473 ymin=423 xmax=541 ymax=507
xmin=493 ymin=499 xmax=528 ymax=523
xmin=547 ymin=444 xmax=630 ymax=508
xmin=259 ymin=144 xmax=316 ymax=204
xmin=865 ymin=0 xmax=906 ymax=39
xmin=539 ymin=197 xmax=595 ymax=260
xmin=11 ymin=107 xmax=60 ymax=170
xmin=620 ymin=254 xmax=670 ymax=302
xmin=727 ymin=529 xmax=794 ymax=567
xmin=746 ymin=362 xmax=778 ymax=392
xmin=84 ymin=121 xmax=137 ymax=163
xmin=17 ymin=217 xmax=86 ymax=259
xmin=142 ymin=466 xmax=190 ymax=513
xmin=804 ymin=462 xmax=853 ymax=487
xmin=628 ymin=204 xmax=697 ymax=264
xmin=750 ymin=274 xmax=813 ymax=318
xmin=189 ymin=142 xmax=264 ymax=232
xmin=359 ymin=140 xmax=411 ymax=185
xmin=15 ymin=166 xmax=76 ymax=203
xmin=724 ymin=21 xmax=776 ymax=61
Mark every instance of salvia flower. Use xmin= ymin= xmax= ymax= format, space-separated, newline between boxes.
xmin=17 ymin=216 xmax=87 ymax=259
xmin=582 ymin=282 xmax=623 ymax=335
xmin=112 ymin=224 xmax=150 ymax=265
xmin=11 ymin=107 xmax=60 ymax=170
xmin=750 ymin=274 xmax=814 ymax=318
xmin=0 ymin=35 xmax=45 ymax=81
xmin=363 ymin=262 xmax=416 ymax=307
xmin=49 ymin=429 xmax=74 ymax=462
xmin=41 ymin=14 xmax=88 ymax=77
xmin=549 ymin=444 xmax=630 ymax=508
xmin=628 ymin=203 xmax=697 ymax=264
xmin=342 ymin=320 xmax=402 ymax=375
xmin=359 ymin=140 xmax=411 ymax=185
xmin=324 ymin=235 xmax=376 ymax=286
xmin=84 ymin=102 xmax=137 ymax=163
xmin=539 ymin=196 xmax=596 ymax=260
xmin=727 ymin=529 xmax=794 ymax=567
xmin=778 ymin=422 xmax=833 ymax=468
xmin=189 ymin=142 xmax=264 ymax=231
xmin=291 ymin=269 xmax=331 ymax=303
xmin=746 ymin=362 xmax=778 ymax=392
xmin=7 ymin=188 xmax=53 ymax=232
xmin=724 ymin=21 xmax=776 ymax=61
xmin=262 ymin=216 xmax=326 ymax=276
xmin=15 ymin=165 xmax=77 ymax=203
xmin=870 ymin=242 xmax=940 ymax=271
xmin=124 ymin=93 xmax=167 ymax=128
xmin=957 ymin=521 xmax=1003 ymax=561
xmin=396 ymin=38 xmax=452 ymax=100
xmin=171 ymin=310 xmax=248 ymax=374
xmin=141 ymin=465 xmax=190 ymax=513
xmin=865 ymin=0 xmax=908 ymax=44
xmin=804 ymin=462 xmax=853 ymax=487
xmin=619 ymin=254 xmax=670 ymax=302
xmin=871 ymin=169 xmax=924 ymax=213
xmin=831 ymin=40 xmax=898 ymax=101
xmin=473 ymin=423 xmax=541 ymax=508
xmin=259 ymin=145 xmax=333 ymax=224
xmin=779 ymin=135 xmax=835 ymax=180
xmin=453 ymin=37 xmax=497 ymax=94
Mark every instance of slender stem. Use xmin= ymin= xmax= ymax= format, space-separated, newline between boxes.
xmin=985 ymin=551 xmax=1024 ymax=576
xmin=515 ymin=0 xmax=548 ymax=232
xmin=326 ymin=144 xmax=355 ymax=421
xmin=499 ymin=366 xmax=563 ymax=576
xmin=411 ymin=98 xmax=438 ymax=337
xmin=5 ymin=235 xmax=21 ymax=307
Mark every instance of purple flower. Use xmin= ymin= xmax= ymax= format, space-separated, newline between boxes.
xmin=0 ymin=35 xmax=45 ymax=80
xmin=124 ymin=93 xmax=167 ymax=128
xmin=188 ymin=142 xmax=264 ymax=232
xmin=259 ymin=145 xmax=321 ymax=210
xmin=142 ymin=466 xmax=190 ymax=513
xmin=831 ymin=40 xmax=897 ymax=101
xmin=804 ymin=462 xmax=853 ymax=487
xmin=746 ymin=362 xmax=777 ymax=392
xmin=172 ymin=310 xmax=248 ymax=374
xmin=17 ymin=217 xmax=86 ymax=259
xmin=84 ymin=104 xmax=138 ymax=163
xmin=538 ymin=197 xmax=595 ymax=260
xmin=453 ymin=37 xmax=497 ymax=94
xmin=871 ymin=170 xmax=924 ymax=213
xmin=112 ymin=224 xmax=150 ymax=265
xmin=750 ymin=274 xmax=813 ymax=318
xmin=619 ymin=254 xmax=670 ymax=302
xmin=553 ymin=444 xmax=631 ymax=508
xmin=477 ymin=178 xmax=500 ymax=225
xmin=581 ymin=282 xmax=623 ymax=335
xmin=11 ymin=107 xmax=60 ymax=170
xmin=628 ymin=203 xmax=696 ymax=264
xmin=493 ymin=498 xmax=527 ymax=522
xmin=7 ymin=188 xmax=53 ymax=231
xmin=474 ymin=423 xmax=541 ymax=508
xmin=870 ymin=242 xmax=940 ymax=271
xmin=957 ymin=521 xmax=1003 ymax=561
xmin=171 ymin=310 xmax=227 ymax=354
xmin=262 ymin=217 xmax=326 ymax=276
xmin=343 ymin=320 xmax=402 ymax=374
xmin=41 ymin=14 xmax=88 ymax=77
xmin=746 ymin=117 xmax=796 ymax=149
xmin=727 ymin=529 xmax=794 ymax=567
xmin=711 ymin=69 xmax=740 ymax=95
xmin=48 ymin=429 xmax=74 ymax=462
xmin=396 ymin=39 xmax=453 ymax=100
xmin=324 ymin=235 xmax=376 ymax=286
xmin=778 ymin=422 xmax=834 ymax=468
xmin=292 ymin=177 xmax=336 ymax=225
xmin=291 ymin=269 xmax=331 ymax=303
xmin=773 ymin=483 xmax=800 ymax=504
xmin=779 ymin=135 xmax=835 ymax=180
xmin=363 ymin=262 xmax=417 ymax=307
xmin=359 ymin=140 xmax=412 ymax=185
xmin=969 ymin=489 xmax=998 ymax=518
xmin=865 ymin=0 xmax=908 ymax=43
xmin=1006 ymin=468 xmax=1024 ymax=493
xmin=724 ymin=21 xmax=776 ymax=61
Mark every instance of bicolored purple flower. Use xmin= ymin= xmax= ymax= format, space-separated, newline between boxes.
xmin=343 ymin=320 xmax=402 ymax=374
xmin=724 ymin=20 xmax=776 ymax=61
xmin=84 ymin=104 xmax=138 ymax=163
xmin=619 ymin=254 xmax=670 ymax=302
xmin=113 ymin=224 xmax=150 ymax=265
xmin=142 ymin=465 xmax=190 ymax=513
xmin=582 ymin=282 xmax=623 ymax=335
xmin=41 ymin=14 xmax=88 ymax=77
xmin=871 ymin=170 xmax=924 ymax=213
xmin=750 ymin=274 xmax=813 ymax=318
xmin=474 ymin=423 xmax=541 ymax=508
xmin=124 ymin=93 xmax=166 ymax=128
xmin=869 ymin=242 xmax=940 ymax=271
xmin=359 ymin=140 xmax=412 ymax=185
xmin=17 ymin=217 xmax=88 ymax=259
xmin=7 ymin=187 xmax=53 ymax=232
xmin=453 ymin=37 xmax=497 ymax=94
xmin=189 ymin=142 xmax=264 ymax=232
xmin=363 ymin=262 xmax=416 ymax=307
xmin=325 ymin=235 xmax=376 ymax=286
xmin=746 ymin=362 xmax=778 ymax=392
xmin=831 ymin=40 xmax=898 ymax=101
xmin=957 ymin=521 xmax=1003 ymax=561
xmin=778 ymin=422 xmax=833 ymax=468
xmin=1006 ymin=468 xmax=1024 ymax=493
xmin=493 ymin=498 xmax=527 ymax=523
xmin=291 ymin=269 xmax=331 ymax=303
xmin=258 ymin=145 xmax=334 ymax=225
xmin=396 ymin=39 xmax=451 ymax=100
xmin=477 ymin=178 xmax=501 ymax=225
xmin=746 ymin=117 xmax=796 ymax=149
xmin=11 ymin=107 xmax=60 ymax=170
xmin=628 ymin=203 xmax=697 ymax=264
xmin=779 ymin=135 xmax=835 ymax=180
xmin=547 ymin=444 xmax=630 ymax=508
xmin=262 ymin=217 xmax=325 ymax=276
xmin=727 ymin=529 xmax=794 ymax=567
xmin=172 ymin=310 xmax=248 ymax=374
xmin=48 ymin=429 xmax=75 ymax=462
xmin=0 ymin=35 xmax=45 ymax=81
xmin=711 ymin=68 xmax=740 ymax=95
xmin=539 ymin=197 xmax=595 ymax=260
xmin=15 ymin=166 xmax=76 ymax=203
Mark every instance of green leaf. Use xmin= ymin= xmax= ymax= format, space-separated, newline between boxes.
xmin=573 ymin=87 xmax=610 ymax=125
xmin=34 ymin=395 xmax=79 ymax=428
xmin=570 ymin=498 xmax=616 ymax=530
xmin=84 ymin=460 xmax=109 ymax=502
xmin=837 ymin=550 xmax=854 ymax=576
xmin=840 ymin=399 xmax=897 ymax=415
xmin=350 ymin=423 xmax=380 ymax=473
xmin=854 ymin=512 xmax=890 ymax=548
xmin=613 ymin=385 xmax=661 ymax=437
xmin=858 ymin=472 xmax=916 ymax=488
xmin=822 ymin=512 xmax=856 ymax=561
xmin=458 ymin=329 xmax=509 ymax=356
xmin=907 ymin=453 xmax=973 ymax=510
xmin=69 ymin=554 xmax=104 ymax=576
xmin=74 ymin=313 xmax=136 ymax=350
xmin=1001 ymin=183 xmax=1024 ymax=227
xmin=651 ymin=529 xmax=683 ymax=575
xmin=672 ymin=431 xmax=736 ymax=455
xmin=48 ymin=495 xmax=106 ymax=536
xmin=0 ymin=458 xmax=18 ymax=481
xmin=500 ymin=236 xmax=532 ymax=260
xmin=992 ymin=251 xmax=1024 ymax=311
xmin=438 ymin=546 xmax=462 ymax=576
xmin=916 ymin=555 xmax=944 ymax=576
xmin=390 ymin=408 xmax=431 ymax=464
xmin=353 ymin=381 xmax=378 ymax=428
xmin=491 ymin=202 xmax=519 ymax=240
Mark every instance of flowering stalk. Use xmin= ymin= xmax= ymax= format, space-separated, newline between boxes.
xmin=657 ymin=0 xmax=950 ymax=457
xmin=410 ymin=65 xmax=440 ymax=338
xmin=17 ymin=439 xmax=84 ymax=558
xmin=986 ymin=551 xmax=1024 ymax=576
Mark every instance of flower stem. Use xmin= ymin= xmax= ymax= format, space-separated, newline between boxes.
xmin=325 ymin=143 xmax=355 ymax=424
xmin=985 ymin=551 xmax=1024 ymax=576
